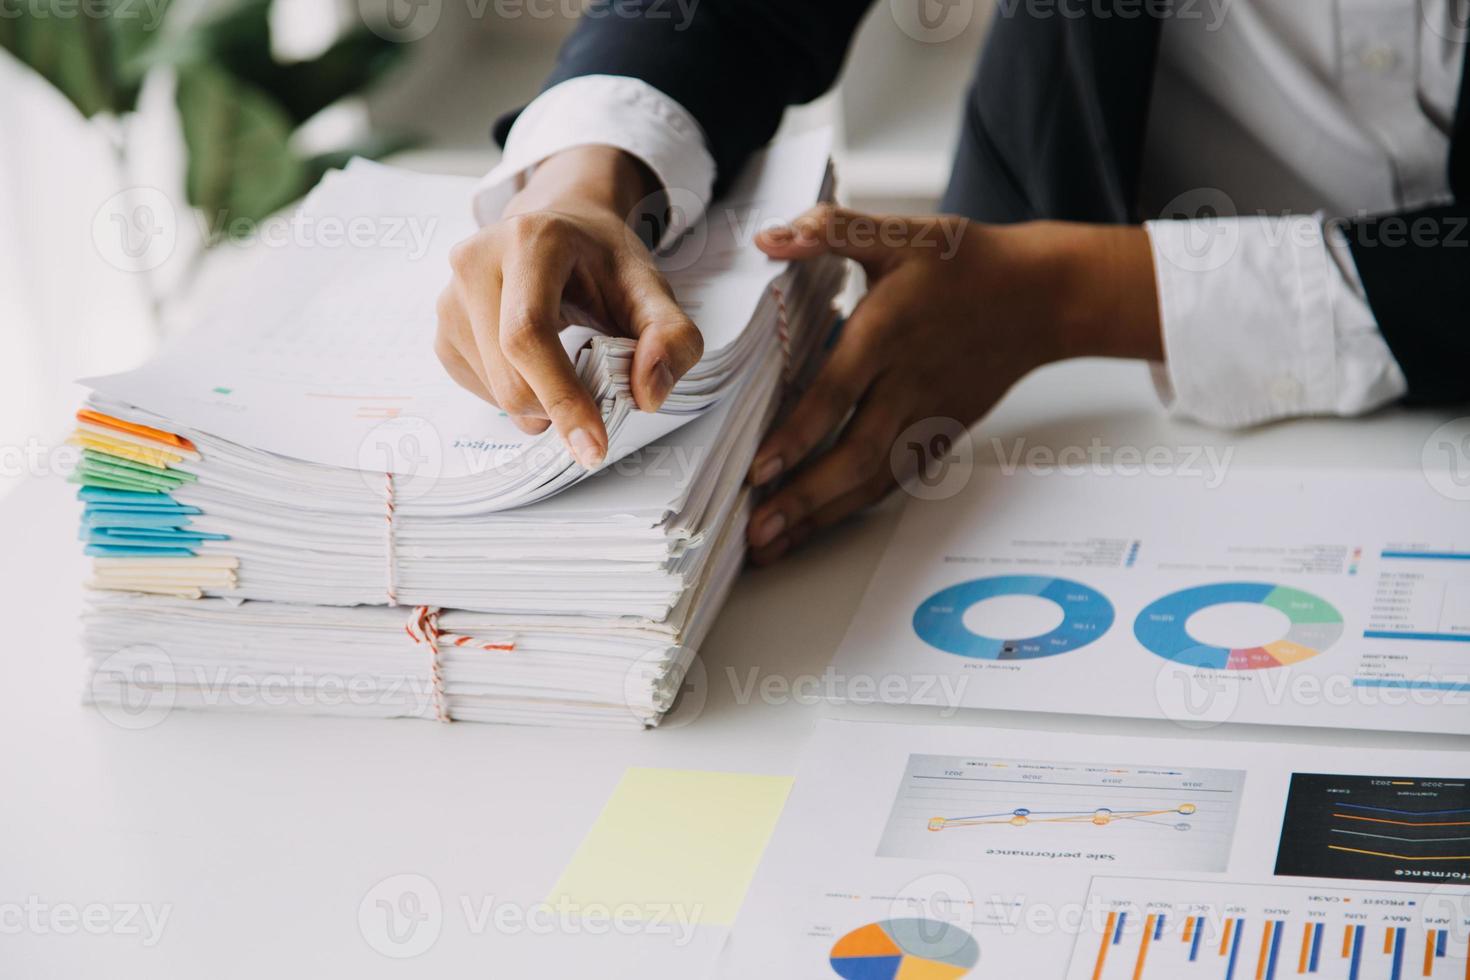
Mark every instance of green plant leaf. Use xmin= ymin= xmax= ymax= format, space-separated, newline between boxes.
xmin=261 ymin=27 xmax=407 ymax=124
xmin=175 ymin=63 xmax=305 ymax=238
xmin=2 ymin=5 xmax=122 ymax=117
xmin=134 ymin=0 xmax=406 ymax=123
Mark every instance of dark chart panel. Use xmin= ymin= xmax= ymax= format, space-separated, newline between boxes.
xmin=1274 ymin=772 xmax=1470 ymax=885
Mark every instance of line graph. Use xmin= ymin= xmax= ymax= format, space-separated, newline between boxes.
xmin=928 ymin=803 xmax=1198 ymax=832
xmin=878 ymin=755 xmax=1243 ymax=872
xmin=1276 ymin=774 xmax=1470 ymax=883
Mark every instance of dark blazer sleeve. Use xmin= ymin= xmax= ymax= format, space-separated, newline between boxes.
xmin=1347 ymin=205 xmax=1470 ymax=406
xmin=1345 ymin=61 xmax=1470 ymax=406
xmin=494 ymin=0 xmax=874 ymax=194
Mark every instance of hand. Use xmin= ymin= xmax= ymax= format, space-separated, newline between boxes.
xmin=435 ymin=146 xmax=704 ymax=468
xmin=745 ymin=205 xmax=1161 ymax=563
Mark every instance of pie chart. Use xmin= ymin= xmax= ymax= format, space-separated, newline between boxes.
xmin=829 ymin=918 xmax=980 ymax=979
xmin=1134 ymin=582 xmax=1344 ymax=670
xmin=912 ymin=575 xmax=1114 ymax=659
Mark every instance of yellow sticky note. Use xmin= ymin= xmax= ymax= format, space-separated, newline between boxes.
xmin=547 ymin=768 xmax=792 ymax=926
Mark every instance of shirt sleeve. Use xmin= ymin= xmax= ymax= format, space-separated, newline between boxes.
xmin=1142 ymin=214 xmax=1408 ymax=429
xmin=471 ymin=74 xmax=717 ymax=251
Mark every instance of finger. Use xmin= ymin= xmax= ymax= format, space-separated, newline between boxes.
xmin=802 ymin=469 xmax=896 ymax=532
xmin=619 ymin=261 xmax=704 ymax=412
xmin=748 ymin=523 xmax=812 ymax=567
xmin=444 ymin=339 xmax=549 ymax=435
xmin=747 ymin=395 xmax=906 ymax=549
xmin=747 ymin=290 xmax=900 ymax=486
xmin=436 ymin=286 xmax=546 ymax=431
xmin=499 ymin=241 xmax=609 ymax=467
xmin=435 ymin=288 xmax=494 ymax=400
xmin=448 ymin=237 xmax=548 ymax=425
xmin=755 ymin=203 xmax=896 ymax=272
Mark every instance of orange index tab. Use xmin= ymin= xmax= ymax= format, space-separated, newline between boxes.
xmin=77 ymin=409 xmax=197 ymax=453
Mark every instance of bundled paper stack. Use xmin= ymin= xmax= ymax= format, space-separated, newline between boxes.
xmin=74 ymin=130 xmax=843 ymax=728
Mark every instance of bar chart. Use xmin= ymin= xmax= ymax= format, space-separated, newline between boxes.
xmin=1067 ymin=877 xmax=1470 ymax=980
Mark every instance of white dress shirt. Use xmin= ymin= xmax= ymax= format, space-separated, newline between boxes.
xmin=474 ymin=0 xmax=1463 ymax=429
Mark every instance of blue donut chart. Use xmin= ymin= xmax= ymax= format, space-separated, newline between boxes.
xmin=912 ymin=575 xmax=1115 ymax=660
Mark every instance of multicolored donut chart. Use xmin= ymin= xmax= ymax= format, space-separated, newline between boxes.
xmin=1133 ymin=582 xmax=1344 ymax=670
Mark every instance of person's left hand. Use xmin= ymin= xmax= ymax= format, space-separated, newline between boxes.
xmin=744 ymin=204 xmax=1160 ymax=563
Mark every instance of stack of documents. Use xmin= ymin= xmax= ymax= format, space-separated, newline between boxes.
xmin=73 ymin=130 xmax=844 ymax=728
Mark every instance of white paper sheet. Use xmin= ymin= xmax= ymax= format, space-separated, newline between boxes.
xmin=84 ymin=130 xmax=833 ymax=481
xmin=826 ymin=466 xmax=1470 ymax=736
xmin=722 ymin=718 xmax=1470 ymax=979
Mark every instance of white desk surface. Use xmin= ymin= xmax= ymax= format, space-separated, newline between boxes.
xmin=3 ymin=358 xmax=1465 ymax=977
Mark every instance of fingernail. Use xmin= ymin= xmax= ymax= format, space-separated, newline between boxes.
xmin=762 ymin=225 xmax=793 ymax=244
xmin=649 ymin=360 xmax=674 ymax=408
xmin=750 ymin=455 xmax=783 ymax=485
xmin=751 ymin=511 xmax=786 ymax=548
xmin=568 ymin=428 xmax=604 ymax=469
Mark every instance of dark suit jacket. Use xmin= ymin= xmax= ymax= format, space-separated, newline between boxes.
xmin=496 ymin=1 xmax=1469 ymax=406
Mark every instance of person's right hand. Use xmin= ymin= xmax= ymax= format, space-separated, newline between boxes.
xmin=435 ymin=145 xmax=705 ymax=469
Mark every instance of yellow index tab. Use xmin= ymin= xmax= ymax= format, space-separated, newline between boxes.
xmin=547 ymin=768 xmax=792 ymax=927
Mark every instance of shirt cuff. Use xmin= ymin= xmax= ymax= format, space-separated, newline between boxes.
xmin=1144 ymin=214 xmax=1408 ymax=429
xmin=471 ymin=75 xmax=717 ymax=251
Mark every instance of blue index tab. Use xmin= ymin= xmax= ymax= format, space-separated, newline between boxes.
xmin=83 ymin=510 xmax=194 ymax=530
xmin=82 ymin=501 xmax=201 ymax=515
xmin=90 ymin=527 xmax=225 ymax=543
xmin=82 ymin=531 xmax=200 ymax=551
xmin=78 ymin=487 xmax=175 ymax=504
xmin=85 ymin=544 xmax=197 ymax=557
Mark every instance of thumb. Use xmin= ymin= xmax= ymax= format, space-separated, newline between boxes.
xmin=756 ymin=204 xmax=894 ymax=272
